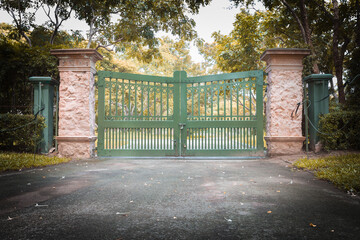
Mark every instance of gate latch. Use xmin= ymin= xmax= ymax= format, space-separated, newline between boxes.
xmin=179 ymin=123 xmax=186 ymax=130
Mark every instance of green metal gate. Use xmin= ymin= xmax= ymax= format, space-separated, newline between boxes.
xmin=97 ymin=70 xmax=264 ymax=157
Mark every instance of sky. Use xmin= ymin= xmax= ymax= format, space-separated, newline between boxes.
xmin=0 ymin=0 xmax=242 ymax=63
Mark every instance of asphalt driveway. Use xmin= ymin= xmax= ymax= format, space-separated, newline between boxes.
xmin=0 ymin=157 xmax=359 ymax=239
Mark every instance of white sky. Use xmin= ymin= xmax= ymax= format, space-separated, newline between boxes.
xmin=0 ymin=0 xmax=243 ymax=63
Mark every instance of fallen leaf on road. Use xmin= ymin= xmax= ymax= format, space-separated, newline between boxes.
xmin=309 ymin=223 xmax=317 ymax=227
xmin=276 ymin=190 xmax=281 ymax=193
xmin=116 ymin=212 xmax=130 ymax=216
xmin=267 ymin=211 xmax=272 ymax=214
xmin=35 ymin=203 xmax=48 ymax=207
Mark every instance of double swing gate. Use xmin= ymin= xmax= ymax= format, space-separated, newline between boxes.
xmin=97 ymin=70 xmax=264 ymax=157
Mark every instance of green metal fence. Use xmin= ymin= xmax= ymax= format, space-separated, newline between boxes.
xmin=97 ymin=70 xmax=264 ymax=157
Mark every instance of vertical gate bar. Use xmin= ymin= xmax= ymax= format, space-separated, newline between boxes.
xmin=191 ymin=84 xmax=194 ymax=119
xmin=110 ymin=128 xmax=113 ymax=150
xmin=201 ymin=128 xmax=204 ymax=150
xmin=237 ymin=79 xmax=239 ymax=120
xmin=153 ymin=84 xmax=156 ymax=118
xmin=255 ymin=71 xmax=264 ymax=151
xmin=214 ymin=128 xmax=216 ymax=149
xmin=198 ymin=84 xmax=201 ymax=117
xmin=167 ymin=84 xmax=169 ymax=118
xmin=228 ymin=128 xmax=230 ymax=149
xmin=247 ymin=128 xmax=249 ymax=150
xmin=115 ymin=79 xmax=119 ymax=116
xmin=128 ymin=80 xmax=131 ymax=120
xmin=243 ymin=83 xmax=246 ymax=120
xmin=134 ymin=81 xmax=137 ymax=120
xmin=205 ymin=128 xmax=207 ymax=150
xmin=160 ymin=83 xmax=163 ymax=119
xmin=224 ymin=82 xmax=226 ymax=119
xmin=230 ymin=82 xmax=233 ymax=120
xmin=150 ymin=128 xmax=152 ymax=149
xmin=147 ymin=82 xmax=150 ymax=120
xmin=144 ymin=128 xmax=147 ymax=150
xmin=141 ymin=81 xmax=143 ymax=119
xmin=210 ymin=128 xmax=213 ymax=150
xmin=97 ymin=72 xmax=105 ymax=155
xmin=205 ymin=84 xmax=207 ymax=119
xmin=211 ymin=82 xmax=214 ymax=120
xmin=180 ymin=71 xmax=188 ymax=156
xmin=109 ymin=78 xmax=112 ymax=117
xmin=217 ymin=84 xmax=220 ymax=120
xmin=249 ymin=81 xmax=252 ymax=118
xmin=236 ymin=128 xmax=239 ymax=149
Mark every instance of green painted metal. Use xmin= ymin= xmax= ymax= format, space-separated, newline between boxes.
xmin=97 ymin=70 xmax=264 ymax=157
xmin=29 ymin=77 xmax=59 ymax=153
xmin=304 ymin=74 xmax=331 ymax=150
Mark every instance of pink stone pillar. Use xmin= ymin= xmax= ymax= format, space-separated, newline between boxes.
xmin=260 ymin=48 xmax=310 ymax=156
xmin=50 ymin=49 xmax=103 ymax=159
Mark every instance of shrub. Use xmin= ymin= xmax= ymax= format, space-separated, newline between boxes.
xmin=319 ymin=111 xmax=360 ymax=150
xmin=0 ymin=113 xmax=45 ymax=152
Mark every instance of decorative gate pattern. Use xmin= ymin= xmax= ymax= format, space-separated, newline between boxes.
xmin=97 ymin=70 xmax=264 ymax=157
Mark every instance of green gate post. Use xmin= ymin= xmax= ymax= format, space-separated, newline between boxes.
xmin=30 ymin=77 xmax=59 ymax=153
xmin=304 ymin=74 xmax=331 ymax=150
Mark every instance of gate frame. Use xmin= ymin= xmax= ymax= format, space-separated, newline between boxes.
xmin=97 ymin=70 xmax=264 ymax=157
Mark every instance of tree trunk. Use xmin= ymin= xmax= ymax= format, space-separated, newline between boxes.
xmin=281 ymin=0 xmax=319 ymax=73
xmin=299 ymin=0 xmax=319 ymax=73
xmin=356 ymin=0 xmax=360 ymax=48
xmin=332 ymin=0 xmax=346 ymax=104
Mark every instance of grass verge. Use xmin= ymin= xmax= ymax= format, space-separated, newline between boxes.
xmin=0 ymin=151 xmax=71 ymax=172
xmin=294 ymin=154 xmax=360 ymax=194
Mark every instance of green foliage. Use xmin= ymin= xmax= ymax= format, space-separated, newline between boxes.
xmin=318 ymin=111 xmax=360 ymax=150
xmin=205 ymin=9 xmax=282 ymax=73
xmin=294 ymin=154 xmax=360 ymax=193
xmin=0 ymin=23 xmax=84 ymax=114
xmin=123 ymin=37 xmax=208 ymax=77
xmin=0 ymin=151 xmax=71 ymax=171
xmin=345 ymin=47 xmax=360 ymax=111
xmin=0 ymin=113 xmax=45 ymax=152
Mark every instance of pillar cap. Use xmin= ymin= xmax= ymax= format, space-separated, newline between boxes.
xmin=50 ymin=48 xmax=103 ymax=61
xmin=304 ymin=74 xmax=332 ymax=83
xmin=29 ymin=76 xmax=59 ymax=85
xmin=260 ymin=48 xmax=311 ymax=61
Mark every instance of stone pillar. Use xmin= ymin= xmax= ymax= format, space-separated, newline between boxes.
xmin=260 ymin=48 xmax=310 ymax=156
xmin=50 ymin=49 xmax=103 ymax=159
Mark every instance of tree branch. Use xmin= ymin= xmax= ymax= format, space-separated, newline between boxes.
xmin=279 ymin=0 xmax=307 ymax=43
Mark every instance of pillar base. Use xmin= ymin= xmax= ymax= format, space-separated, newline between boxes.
xmin=56 ymin=136 xmax=97 ymax=159
xmin=265 ymin=136 xmax=305 ymax=156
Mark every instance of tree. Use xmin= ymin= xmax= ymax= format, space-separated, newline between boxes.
xmin=201 ymin=9 xmax=280 ymax=73
xmin=42 ymin=0 xmax=73 ymax=45
xmin=119 ymin=36 xmax=208 ymax=77
xmin=230 ymin=0 xmax=358 ymax=105
xmin=0 ymin=0 xmax=42 ymax=46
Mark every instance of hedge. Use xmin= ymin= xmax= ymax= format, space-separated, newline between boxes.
xmin=319 ymin=111 xmax=360 ymax=150
xmin=0 ymin=113 xmax=45 ymax=152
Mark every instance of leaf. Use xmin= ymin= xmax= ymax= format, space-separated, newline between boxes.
xmin=309 ymin=223 xmax=317 ymax=227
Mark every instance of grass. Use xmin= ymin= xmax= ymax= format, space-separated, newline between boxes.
xmin=294 ymin=154 xmax=360 ymax=194
xmin=0 ymin=151 xmax=71 ymax=172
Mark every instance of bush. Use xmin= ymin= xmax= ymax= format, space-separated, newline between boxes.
xmin=319 ymin=111 xmax=360 ymax=150
xmin=0 ymin=113 xmax=45 ymax=152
